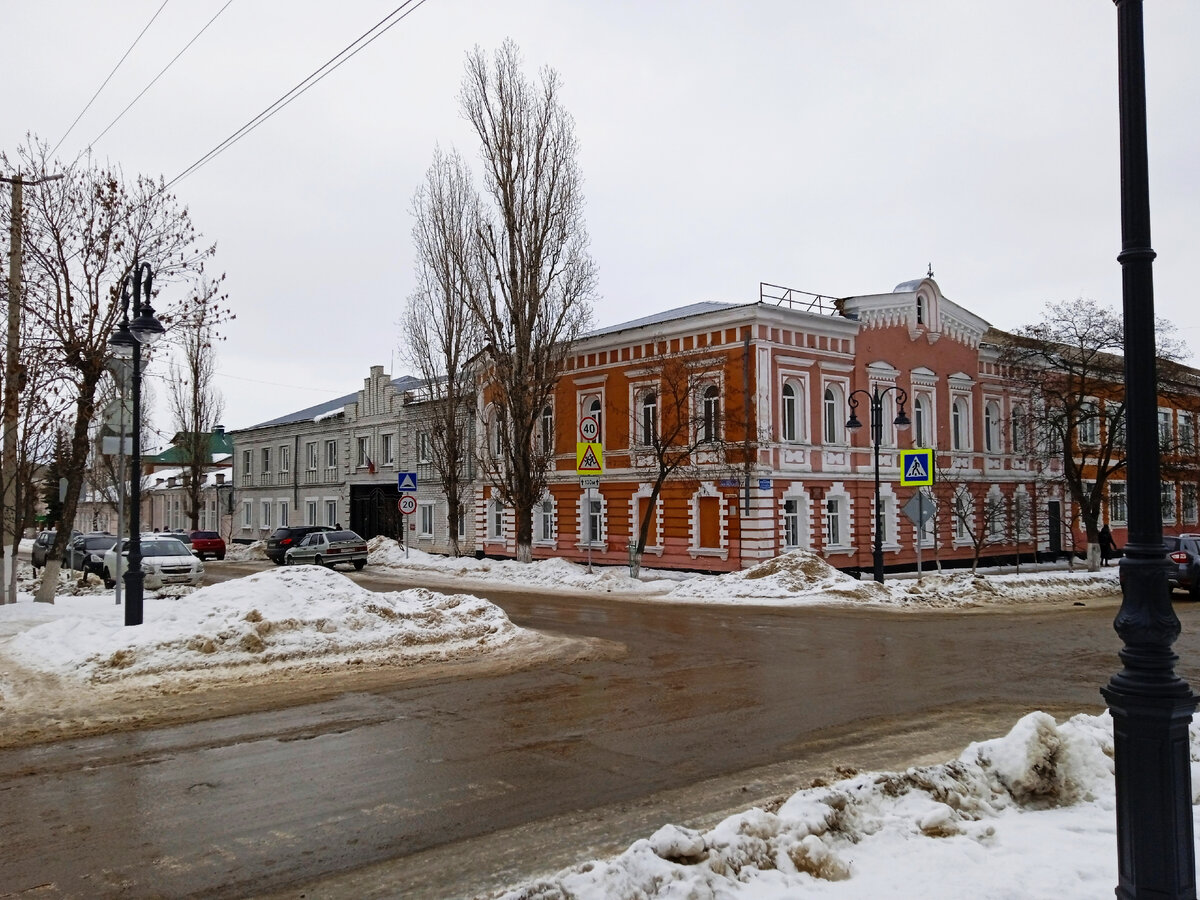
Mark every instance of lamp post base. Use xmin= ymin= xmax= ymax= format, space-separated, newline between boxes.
xmin=123 ymin=569 xmax=145 ymax=627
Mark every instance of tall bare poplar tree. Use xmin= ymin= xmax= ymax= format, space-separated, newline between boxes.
xmin=5 ymin=139 xmax=216 ymax=602
xmin=456 ymin=40 xmax=596 ymax=562
xmin=167 ymin=276 xmax=230 ymax=530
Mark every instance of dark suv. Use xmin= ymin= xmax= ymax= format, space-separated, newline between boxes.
xmin=266 ymin=525 xmax=334 ymax=565
xmin=1166 ymin=534 xmax=1200 ymax=599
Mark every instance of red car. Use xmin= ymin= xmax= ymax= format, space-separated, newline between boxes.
xmin=188 ymin=530 xmax=226 ymax=561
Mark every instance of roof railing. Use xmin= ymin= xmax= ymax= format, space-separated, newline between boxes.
xmin=759 ymin=282 xmax=840 ymax=315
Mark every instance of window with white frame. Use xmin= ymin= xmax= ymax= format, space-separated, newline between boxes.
xmin=418 ymin=503 xmax=434 ymax=537
xmin=382 ymin=433 xmax=394 ymax=465
xmin=324 ymin=439 xmax=338 ymax=470
xmin=954 ymin=489 xmax=973 ymax=541
xmin=913 ymin=395 xmax=930 ymax=448
xmin=784 ymin=499 xmax=800 ymax=547
xmin=490 ymin=498 xmax=504 ymax=539
xmin=984 ymin=401 xmax=1001 ymax=452
xmin=1180 ymin=412 xmax=1195 ymax=454
xmin=1079 ymin=399 xmax=1100 ymax=446
xmin=823 ymin=385 xmax=843 ymax=445
xmin=1162 ymin=482 xmax=1177 ymax=522
xmin=279 ymin=500 xmax=289 ymax=527
xmin=918 ymin=495 xmax=937 ymax=547
xmin=417 ymin=431 xmax=432 ymax=464
xmin=324 ymin=500 xmax=338 ymax=526
xmin=537 ymin=497 xmax=554 ymax=542
xmin=916 ymin=294 xmax=926 ymax=325
xmin=260 ymin=500 xmax=272 ymax=530
xmin=306 ymin=441 xmax=318 ymax=471
xmin=1108 ymin=482 xmax=1128 ymax=524
xmin=242 ymin=449 xmax=252 ymax=482
xmin=306 ymin=500 xmax=318 ymax=525
xmin=588 ymin=398 xmax=603 ymax=444
xmin=825 ymin=497 xmax=845 ymax=547
xmin=540 ymin=405 xmax=554 ymax=456
xmin=951 ymin=397 xmax=969 ymax=451
xmin=875 ymin=496 xmax=890 ymax=544
xmin=1183 ymin=484 xmax=1198 ymax=524
xmin=586 ymin=497 xmax=603 ymax=544
xmin=699 ymin=386 xmax=720 ymax=443
xmin=640 ymin=391 xmax=658 ymax=446
xmin=356 ymin=436 xmax=369 ymax=468
xmin=987 ymin=491 xmax=1006 ymax=540
xmin=261 ymin=447 xmax=272 ymax=474
xmin=781 ymin=382 xmax=798 ymax=442
xmin=1158 ymin=409 xmax=1173 ymax=448
xmin=242 ymin=500 xmax=252 ymax=528
xmin=458 ymin=506 xmax=466 ymax=539
xmin=489 ymin=407 xmax=505 ymax=457
xmin=1011 ymin=405 xmax=1027 ymax=454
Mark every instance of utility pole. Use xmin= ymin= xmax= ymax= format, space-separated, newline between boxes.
xmin=1 ymin=171 xmax=64 ymax=603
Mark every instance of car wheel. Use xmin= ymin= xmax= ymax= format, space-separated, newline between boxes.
xmin=353 ymin=559 xmax=365 ymax=571
xmin=217 ymin=553 xmax=225 ymax=561
xmin=314 ymin=555 xmax=324 ymax=567
xmin=103 ymin=568 xmax=115 ymax=589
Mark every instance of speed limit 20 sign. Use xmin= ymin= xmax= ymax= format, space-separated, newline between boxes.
xmin=398 ymin=494 xmax=417 ymax=515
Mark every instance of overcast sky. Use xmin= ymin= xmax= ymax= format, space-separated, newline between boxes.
xmin=5 ymin=1 xmax=1199 ymax=433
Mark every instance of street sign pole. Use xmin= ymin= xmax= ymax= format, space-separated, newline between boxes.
xmin=916 ymin=492 xmax=924 ymax=582
xmin=586 ymin=486 xmax=593 ymax=574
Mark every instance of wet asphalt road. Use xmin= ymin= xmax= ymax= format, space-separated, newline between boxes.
xmin=3 ymin=563 xmax=1199 ymax=898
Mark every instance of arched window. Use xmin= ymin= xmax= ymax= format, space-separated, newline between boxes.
xmin=488 ymin=407 xmax=505 ymax=457
xmin=916 ymin=294 xmax=927 ymax=325
xmin=952 ymin=397 xmax=968 ymax=451
xmin=588 ymin=397 xmax=603 ymax=443
xmin=913 ymin=395 xmax=929 ymax=448
xmin=823 ymin=386 xmax=841 ymax=445
xmin=984 ymin=401 xmax=1000 ymax=452
xmin=640 ymin=391 xmax=657 ymax=446
xmin=701 ymin=386 xmax=720 ymax=443
xmin=781 ymin=382 xmax=797 ymax=442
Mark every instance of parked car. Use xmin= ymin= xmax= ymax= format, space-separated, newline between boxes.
xmin=64 ymin=533 xmax=119 ymax=578
xmin=283 ymin=529 xmax=368 ymax=570
xmin=102 ymin=536 xmax=205 ymax=590
xmin=1166 ymin=534 xmax=1200 ymax=599
xmin=31 ymin=530 xmax=57 ymax=568
xmin=187 ymin=531 xmax=226 ymax=560
xmin=266 ymin=525 xmax=334 ymax=565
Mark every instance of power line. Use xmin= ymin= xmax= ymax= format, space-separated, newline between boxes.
xmin=50 ymin=0 xmax=172 ymax=159
xmin=88 ymin=1 xmax=237 ymax=151
xmin=164 ymin=0 xmax=430 ymax=191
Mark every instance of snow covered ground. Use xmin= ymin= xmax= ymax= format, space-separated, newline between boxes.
xmin=2 ymin=538 xmax=1182 ymax=899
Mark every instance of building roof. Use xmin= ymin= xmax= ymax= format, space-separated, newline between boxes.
xmin=585 ymin=302 xmax=747 ymax=339
xmin=145 ymin=427 xmax=234 ymax=466
xmin=247 ymin=374 xmax=425 ymax=429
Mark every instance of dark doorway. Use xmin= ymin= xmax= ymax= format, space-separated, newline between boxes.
xmin=350 ymin=484 xmax=401 ymax=540
xmin=1047 ymin=501 xmax=1062 ymax=559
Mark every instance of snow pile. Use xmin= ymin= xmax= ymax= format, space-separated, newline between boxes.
xmin=367 ymin=537 xmax=683 ymax=594
xmin=5 ymin=565 xmax=520 ymax=683
xmin=666 ymin=550 xmax=888 ymax=604
xmin=884 ymin=569 xmax=1122 ymax=609
xmin=225 ymin=539 xmax=268 ymax=562
xmin=496 ymin=711 xmax=1198 ymax=899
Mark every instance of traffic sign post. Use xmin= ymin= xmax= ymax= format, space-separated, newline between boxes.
xmin=899 ymin=449 xmax=934 ymax=486
xmin=576 ymin=442 xmax=603 ymax=475
xmin=902 ymin=490 xmax=935 ymax=581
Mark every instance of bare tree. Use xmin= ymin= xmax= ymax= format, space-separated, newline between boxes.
xmin=626 ymin=347 xmax=733 ymax=577
xmin=4 ymin=139 xmax=217 ymax=602
xmin=934 ymin=466 xmax=1008 ymax=573
xmin=401 ymin=149 xmax=483 ymax=557
xmin=457 ymin=40 xmax=596 ymax=562
xmin=166 ymin=276 xmax=229 ymax=530
xmin=995 ymin=299 xmax=1183 ymax=571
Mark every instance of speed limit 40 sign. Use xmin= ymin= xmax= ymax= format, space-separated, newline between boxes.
xmin=398 ymin=494 xmax=417 ymax=515
xmin=579 ymin=415 xmax=599 ymax=442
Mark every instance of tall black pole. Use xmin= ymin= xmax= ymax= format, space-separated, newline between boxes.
xmin=1101 ymin=3 xmax=1197 ymax=898
xmin=124 ymin=265 xmax=147 ymax=627
xmin=872 ymin=399 xmax=884 ymax=583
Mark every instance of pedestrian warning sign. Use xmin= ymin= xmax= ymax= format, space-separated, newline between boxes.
xmin=899 ymin=449 xmax=934 ymax=486
xmin=576 ymin=442 xmax=604 ymax=475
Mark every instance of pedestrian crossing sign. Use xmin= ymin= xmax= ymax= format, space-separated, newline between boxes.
xmin=576 ymin=442 xmax=604 ymax=475
xmin=899 ymin=449 xmax=934 ymax=486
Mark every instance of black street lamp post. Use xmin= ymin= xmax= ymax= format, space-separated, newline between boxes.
xmin=846 ymin=386 xmax=910 ymax=583
xmin=1102 ymin=3 xmax=1197 ymax=898
xmin=108 ymin=261 xmax=165 ymax=627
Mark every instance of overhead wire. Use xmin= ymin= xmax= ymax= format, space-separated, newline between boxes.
xmin=164 ymin=0 xmax=430 ymax=191
xmin=50 ymin=0 xmax=172 ymax=159
xmin=87 ymin=0 xmax=237 ymax=151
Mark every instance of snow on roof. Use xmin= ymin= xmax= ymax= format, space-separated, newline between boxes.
xmin=585 ymin=301 xmax=748 ymax=339
xmin=247 ymin=374 xmax=425 ymax=429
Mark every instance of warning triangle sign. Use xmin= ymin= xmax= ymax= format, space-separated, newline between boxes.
xmin=579 ymin=445 xmax=601 ymax=472
xmin=576 ymin=441 xmax=604 ymax=474
xmin=904 ymin=455 xmax=928 ymax=481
